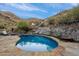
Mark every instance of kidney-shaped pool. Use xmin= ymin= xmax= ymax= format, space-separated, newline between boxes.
xmin=16 ymin=35 xmax=58 ymax=52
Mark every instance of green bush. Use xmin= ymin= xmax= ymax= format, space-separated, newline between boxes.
xmin=17 ymin=21 xmax=30 ymax=33
xmin=17 ymin=21 xmax=29 ymax=28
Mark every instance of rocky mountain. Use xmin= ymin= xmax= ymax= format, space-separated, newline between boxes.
xmin=0 ymin=11 xmax=22 ymax=31
xmin=0 ymin=11 xmax=45 ymax=31
xmin=47 ymin=6 xmax=79 ymax=41
xmin=0 ymin=11 xmax=22 ymax=22
xmin=47 ymin=6 xmax=79 ymax=26
xmin=25 ymin=18 xmax=44 ymax=25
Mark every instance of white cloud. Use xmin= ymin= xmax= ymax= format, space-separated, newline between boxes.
xmin=46 ymin=3 xmax=62 ymax=7
xmin=5 ymin=3 xmax=48 ymax=13
xmin=71 ymin=3 xmax=79 ymax=6
xmin=46 ymin=3 xmax=79 ymax=8
xmin=0 ymin=9 xmax=8 ymax=11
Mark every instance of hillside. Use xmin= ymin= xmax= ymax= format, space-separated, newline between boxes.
xmin=0 ymin=11 xmax=22 ymax=31
xmin=0 ymin=11 xmax=45 ymax=31
xmin=47 ymin=6 xmax=79 ymax=26
xmin=0 ymin=11 xmax=22 ymax=22
xmin=25 ymin=18 xmax=44 ymax=25
xmin=1 ymin=6 xmax=79 ymax=31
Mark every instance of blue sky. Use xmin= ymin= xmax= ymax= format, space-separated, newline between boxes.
xmin=0 ymin=3 xmax=78 ymax=19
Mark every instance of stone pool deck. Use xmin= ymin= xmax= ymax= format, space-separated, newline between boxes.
xmin=62 ymin=42 xmax=79 ymax=56
xmin=0 ymin=36 xmax=79 ymax=56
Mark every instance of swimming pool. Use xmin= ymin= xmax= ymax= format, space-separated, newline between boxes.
xmin=16 ymin=35 xmax=58 ymax=52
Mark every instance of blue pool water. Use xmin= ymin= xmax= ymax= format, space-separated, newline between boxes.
xmin=16 ymin=35 xmax=58 ymax=52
